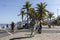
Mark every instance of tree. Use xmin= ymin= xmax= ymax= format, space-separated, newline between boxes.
xmin=47 ymin=12 xmax=54 ymax=28
xmin=57 ymin=15 xmax=60 ymax=25
xmin=36 ymin=2 xmax=48 ymax=20
xmin=28 ymin=8 xmax=35 ymax=19
xmin=36 ymin=2 xmax=48 ymax=33
xmin=47 ymin=12 xmax=54 ymax=24
xmin=22 ymin=1 xmax=32 ymax=23
xmin=18 ymin=9 xmax=25 ymax=22
xmin=57 ymin=15 xmax=60 ymax=20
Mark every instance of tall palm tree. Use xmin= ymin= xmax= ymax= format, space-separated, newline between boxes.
xmin=36 ymin=2 xmax=48 ymax=33
xmin=23 ymin=1 xmax=32 ymax=23
xmin=47 ymin=12 xmax=54 ymax=28
xmin=28 ymin=8 xmax=35 ymax=19
xmin=18 ymin=9 xmax=25 ymax=22
xmin=47 ymin=12 xmax=54 ymax=23
xmin=36 ymin=2 xmax=48 ymax=20
xmin=36 ymin=2 xmax=48 ymax=24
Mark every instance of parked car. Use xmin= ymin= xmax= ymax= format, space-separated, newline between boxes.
xmin=17 ymin=22 xmax=23 ymax=29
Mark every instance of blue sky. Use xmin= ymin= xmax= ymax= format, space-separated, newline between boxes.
xmin=0 ymin=0 xmax=60 ymax=24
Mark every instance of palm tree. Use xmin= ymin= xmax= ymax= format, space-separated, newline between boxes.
xmin=36 ymin=2 xmax=48 ymax=33
xmin=48 ymin=12 xmax=54 ymax=24
xmin=47 ymin=12 xmax=54 ymax=28
xmin=18 ymin=9 xmax=25 ymax=22
xmin=22 ymin=1 xmax=32 ymax=23
xmin=36 ymin=2 xmax=48 ymax=20
xmin=28 ymin=8 xmax=35 ymax=19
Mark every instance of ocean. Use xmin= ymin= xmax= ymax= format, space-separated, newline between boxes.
xmin=0 ymin=24 xmax=7 ymax=27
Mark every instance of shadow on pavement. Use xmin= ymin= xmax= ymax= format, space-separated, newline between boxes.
xmin=42 ymin=30 xmax=60 ymax=33
xmin=10 ymin=36 xmax=32 ymax=40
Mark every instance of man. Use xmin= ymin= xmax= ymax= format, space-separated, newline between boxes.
xmin=11 ymin=22 xmax=15 ymax=32
xmin=38 ymin=20 xmax=42 ymax=34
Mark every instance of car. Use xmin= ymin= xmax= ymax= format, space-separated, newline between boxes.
xmin=17 ymin=22 xmax=23 ymax=29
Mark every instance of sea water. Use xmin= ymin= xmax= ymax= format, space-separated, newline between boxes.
xmin=0 ymin=24 xmax=7 ymax=27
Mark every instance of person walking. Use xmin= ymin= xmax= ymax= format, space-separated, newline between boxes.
xmin=11 ymin=22 xmax=15 ymax=33
xmin=6 ymin=24 xmax=8 ymax=28
xmin=38 ymin=21 xmax=42 ymax=34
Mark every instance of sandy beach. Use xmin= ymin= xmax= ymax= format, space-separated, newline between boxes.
xmin=0 ymin=30 xmax=60 ymax=40
xmin=0 ymin=0 xmax=60 ymax=40
xmin=0 ymin=26 xmax=60 ymax=40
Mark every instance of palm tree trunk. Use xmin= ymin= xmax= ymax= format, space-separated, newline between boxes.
xmin=50 ymin=18 xmax=51 ymax=27
xmin=27 ymin=9 xmax=29 ymax=23
xmin=27 ymin=14 xmax=28 ymax=23
xmin=22 ymin=15 xmax=23 ymax=22
xmin=48 ymin=18 xmax=51 ymax=28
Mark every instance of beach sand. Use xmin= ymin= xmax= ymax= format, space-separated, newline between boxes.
xmin=0 ymin=31 xmax=60 ymax=40
xmin=0 ymin=26 xmax=60 ymax=40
